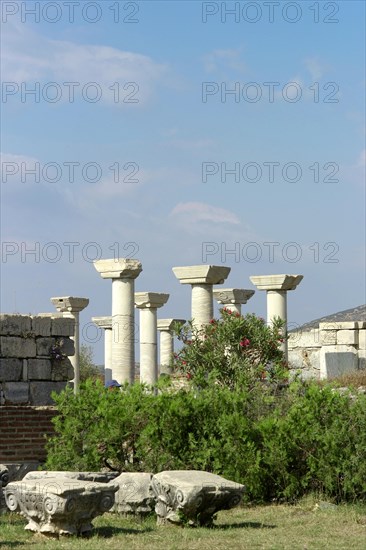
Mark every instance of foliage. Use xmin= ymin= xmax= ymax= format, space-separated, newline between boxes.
xmin=45 ymin=378 xmax=366 ymax=504
xmin=172 ymin=309 xmax=288 ymax=389
xmin=45 ymin=310 xmax=366 ymax=504
xmin=79 ymin=344 xmax=102 ymax=382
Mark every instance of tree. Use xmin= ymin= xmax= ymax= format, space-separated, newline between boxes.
xmin=79 ymin=344 xmax=102 ymax=382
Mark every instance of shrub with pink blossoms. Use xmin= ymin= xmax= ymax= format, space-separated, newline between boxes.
xmin=172 ymin=310 xmax=287 ymax=390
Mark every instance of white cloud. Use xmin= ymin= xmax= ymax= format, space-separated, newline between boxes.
xmin=1 ymin=22 xmax=167 ymax=105
xmin=304 ymin=57 xmax=328 ymax=81
xmin=202 ymin=48 xmax=246 ymax=75
xmin=170 ymin=202 xmax=241 ymax=225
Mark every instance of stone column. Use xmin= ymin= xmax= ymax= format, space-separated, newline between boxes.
xmin=213 ymin=288 xmax=255 ymax=315
xmin=92 ymin=316 xmax=112 ymax=384
xmin=157 ymin=319 xmax=186 ymax=375
xmin=51 ymin=296 xmax=89 ymax=394
xmin=172 ymin=265 xmax=231 ymax=331
xmin=249 ymin=275 xmax=303 ymax=358
xmin=94 ymin=259 xmax=142 ymax=385
xmin=135 ymin=293 xmax=169 ymax=385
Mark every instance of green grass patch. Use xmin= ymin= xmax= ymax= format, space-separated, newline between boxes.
xmin=1 ymin=497 xmax=366 ymax=550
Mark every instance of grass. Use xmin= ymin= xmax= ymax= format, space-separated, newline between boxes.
xmin=1 ymin=495 xmax=366 ymax=549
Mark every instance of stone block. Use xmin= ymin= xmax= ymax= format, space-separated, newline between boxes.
xmin=36 ymin=337 xmax=55 ymax=357
xmin=288 ymin=348 xmax=320 ymax=375
xmin=0 ymin=336 xmax=36 ymax=358
xmin=51 ymin=317 xmax=75 ymax=337
xmin=319 ymin=330 xmax=337 ymax=345
xmin=50 ymin=358 xmax=74 ymax=381
xmin=112 ymin=472 xmax=154 ymax=515
xmin=59 ymin=338 xmax=75 ymax=357
xmin=151 ymin=470 xmax=245 ymax=526
xmin=1 ymin=382 xmax=29 ymax=404
xmin=27 ymin=359 xmax=52 ymax=380
xmin=0 ymin=315 xmax=32 ymax=336
xmin=29 ymin=381 xmax=67 ymax=405
xmin=4 ymin=477 xmax=118 ymax=535
xmin=358 ymin=330 xmax=366 ymax=350
xmin=320 ymin=345 xmax=358 ymax=379
xmin=288 ymin=329 xmax=320 ymax=348
xmin=358 ymin=350 xmax=366 ymax=370
xmin=0 ymin=358 xmax=23 ymax=381
xmin=31 ymin=316 xmax=51 ymax=337
xmin=337 ymin=330 xmax=358 ymax=346
xmin=319 ymin=322 xmax=342 ymax=331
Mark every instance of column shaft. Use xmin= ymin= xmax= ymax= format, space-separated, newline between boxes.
xmin=140 ymin=308 xmax=158 ymax=385
xmin=112 ymin=278 xmax=135 ymax=384
xmin=160 ymin=330 xmax=173 ymax=374
xmin=191 ymin=284 xmax=213 ymax=329
xmin=267 ymin=290 xmax=287 ymax=357
xmin=104 ymin=328 xmax=112 ymax=383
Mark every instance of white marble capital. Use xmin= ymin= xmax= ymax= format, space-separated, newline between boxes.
xmin=213 ymin=288 xmax=255 ymax=314
xmin=173 ymin=265 xmax=230 ymax=330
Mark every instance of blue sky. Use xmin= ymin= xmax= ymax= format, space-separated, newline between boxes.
xmin=1 ymin=0 xmax=365 ymax=363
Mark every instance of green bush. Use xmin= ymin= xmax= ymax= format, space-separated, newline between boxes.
xmin=45 ymin=378 xmax=366 ymax=503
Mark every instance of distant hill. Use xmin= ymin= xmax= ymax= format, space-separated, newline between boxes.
xmin=290 ymin=304 xmax=366 ymax=332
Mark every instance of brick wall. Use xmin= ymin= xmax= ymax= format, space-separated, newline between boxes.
xmin=0 ymin=406 xmax=57 ymax=462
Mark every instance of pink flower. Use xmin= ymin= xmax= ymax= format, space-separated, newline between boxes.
xmin=240 ymin=338 xmax=250 ymax=347
xmin=209 ymin=319 xmax=216 ymax=324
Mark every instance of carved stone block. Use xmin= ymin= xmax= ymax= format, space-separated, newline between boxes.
xmin=151 ymin=470 xmax=245 ymax=526
xmin=4 ymin=477 xmax=118 ymax=535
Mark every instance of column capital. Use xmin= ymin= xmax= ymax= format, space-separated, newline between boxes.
xmin=51 ymin=296 xmax=89 ymax=313
xmin=94 ymin=258 xmax=142 ymax=279
xmin=92 ymin=316 xmax=112 ymax=330
xmin=135 ymin=292 xmax=169 ymax=309
xmin=157 ymin=319 xmax=186 ymax=332
xmin=250 ymin=274 xmax=303 ymax=291
xmin=172 ymin=265 xmax=230 ymax=285
xmin=213 ymin=288 xmax=255 ymax=305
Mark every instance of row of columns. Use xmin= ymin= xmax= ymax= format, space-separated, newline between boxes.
xmin=51 ymin=262 xmax=303 ymax=389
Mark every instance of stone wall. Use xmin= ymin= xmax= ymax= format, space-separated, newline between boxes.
xmin=288 ymin=321 xmax=366 ymax=379
xmin=0 ymin=314 xmax=75 ymax=405
xmin=0 ymin=314 xmax=75 ymax=463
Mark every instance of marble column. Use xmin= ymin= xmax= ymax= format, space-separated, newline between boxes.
xmin=157 ymin=319 xmax=186 ymax=375
xmin=92 ymin=316 xmax=112 ymax=384
xmin=51 ymin=296 xmax=89 ymax=394
xmin=213 ymin=288 xmax=255 ymax=315
xmin=135 ymin=292 xmax=169 ymax=385
xmin=249 ymin=275 xmax=303 ymax=358
xmin=172 ymin=265 xmax=231 ymax=331
xmin=94 ymin=258 xmax=142 ymax=385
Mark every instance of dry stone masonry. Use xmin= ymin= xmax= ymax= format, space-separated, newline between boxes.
xmin=288 ymin=321 xmax=366 ymax=379
xmin=0 ymin=314 xmax=75 ymax=406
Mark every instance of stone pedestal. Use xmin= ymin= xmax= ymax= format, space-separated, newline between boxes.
xmin=157 ymin=319 xmax=186 ymax=375
xmin=92 ymin=316 xmax=112 ymax=384
xmin=151 ymin=470 xmax=245 ymax=526
xmin=135 ymin=293 xmax=169 ymax=385
xmin=94 ymin=259 xmax=142 ymax=385
xmin=213 ymin=288 xmax=255 ymax=315
xmin=50 ymin=297 xmax=89 ymax=394
xmin=112 ymin=472 xmax=155 ymax=516
xmin=249 ymin=275 xmax=303 ymax=358
xmin=172 ymin=266 xmax=230 ymax=330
